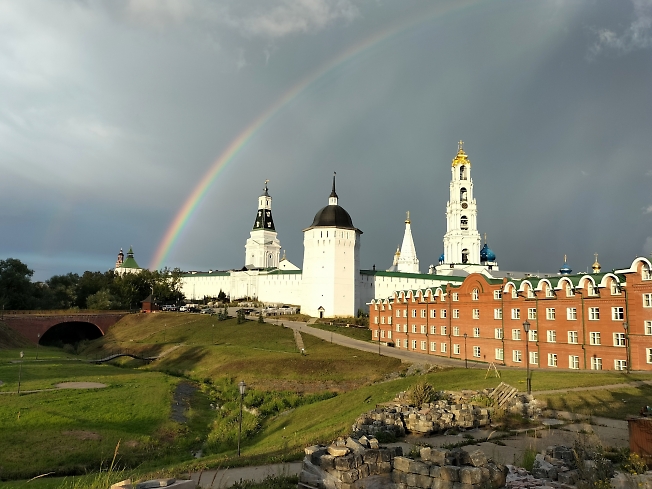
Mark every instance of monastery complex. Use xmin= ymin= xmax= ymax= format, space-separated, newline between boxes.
xmin=176 ymin=142 xmax=652 ymax=371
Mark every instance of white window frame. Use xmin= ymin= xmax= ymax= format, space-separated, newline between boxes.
xmin=411 ymin=340 xmax=417 ymax=350
xmin=547 ymin=330 xmax=556 ymax=343
xmin=495 ymin=328 xmax=503 ymax=339
xmin=430 ymin=341 xmax=436 ymax=352
xmin=513 ymin=350 xmax=522 ymax=362
xmin=420 ymin=325 xmax=426 ymax=334
xmin=420 ymin=340 xmax=426 ymax=351
xmin=614 ymin=332 xmax=626 ymax=347
xmin=495 ymin=348 xmax=504 ymax=361
xmin=644 ymin=294 xmax=652 ymax=308
xmin=646 ymin=321 xmax=652 ymax=335
xmin=453 ymin=309 xmax=460 ymax=319
xmin=430 ymin=325 xmax=437 ymax=334
xmin=569 ymin=355 xmax=580 ymax=370
xmin=421 ymin=309 xmax=426 ymax=318
xmin=472 ymin=289 xmax=479 ymax=301
xmin=473 ymin=346 xmax=481 ymax=357
xmin=494 ymin=290 xmax=502 ymax=300
xmin=612 ymin=307 xmax=624 ymax=320
xmin=473 ymin=327 xmax=480 ymax=338
xmin=430 ymin=309 xmax=436 ymax=318
xmin=589 ymin=307 xmax=600 ymax=320
xmin=511 ymin=308 xmax=520 ymax=320
xmin=412 ymin=309 xmax=417 ymax=318
xmin=548 ymin=353 xmax=558 ymax=367
xmin=453 ymin=326 xmax=460 ymax=337
xmin=441 ymin=325 xmax=447 ymax=335
xmin=453 ymin=343 xmax=460 ymax=355
xmin=441 ymin=309 xmax=447 ymax=319
xmin=568 ymin=331 xmax=578 ymax=344
xmin=396 ymin=324 xmax=401 ymax=332
xmin=590 ymin=332 xmax=601 ymax=345
xmin=546 ymin=287 xmax=555 ymax=298
xmin=494 ymin=308 xmax=503 ymax=319
xmin=546 ymin=308 xmax=555 ymax=320
xmin=441 ymin=342 xmax=447 ymax=353
xmin=452 ymin=293 xmax=459 ymax=302
xmin=611 ymin=281 xmax=620 ymax=295
xmin=512 ymin=329 xmax=521 ymax=340
xmin=615 ymin=359 xmax=627 ymax=371
xmin=591 ymin=357 xmax=602 ymax=370
xmin=647 ymin=348 xmax=652 ymax=364
xmin=567 ymin=308 xmax=577 ymax=320
xmin=528 ymin=329 xmax=538 ymax=342
xmin=473 ymin=309 xmax=480 ymax=319
xmin=529 ymin=351 xmax=538 ymax=365
xmin=528 ymin=308 xmax=537 ymax=320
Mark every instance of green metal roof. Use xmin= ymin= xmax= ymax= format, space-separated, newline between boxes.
xmin=360 ymin=269 xmax=464 ymax=281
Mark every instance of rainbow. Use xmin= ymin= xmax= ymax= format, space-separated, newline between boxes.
xmin=150 ymin=0 xmax=481 ymax=270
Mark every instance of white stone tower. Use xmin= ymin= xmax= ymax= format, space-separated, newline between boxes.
xmin=244 ymin=180 xmax=281 ymax=269
xmin=441 ymin=141 xmax=481 ymax=267
xmin=302 ymin=173 xmax=361 ymax=318
xmin=397 ymin=211 xmax=420 ymax=273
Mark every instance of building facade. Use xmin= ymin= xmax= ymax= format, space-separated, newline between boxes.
xmin=369 ymin=257 xmax=652 ymax=371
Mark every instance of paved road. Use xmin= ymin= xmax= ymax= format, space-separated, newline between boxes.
xmin=279 ymin=319 xmax=491 ymax=369
xmin=191 ymin=462 xmax=302 ymax=488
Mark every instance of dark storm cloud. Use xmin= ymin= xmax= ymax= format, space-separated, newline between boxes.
xmin=1 ymin=0 xmax=651 ymax=281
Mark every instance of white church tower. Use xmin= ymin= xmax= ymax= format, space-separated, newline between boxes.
xmin=244 ymin=180 xmax=281 ymax=269
xmin=439 ymin=141 xmax=481 ymax=270
xmin=397 ymin=211 xmax=420 ymax=273
xmin=302 ymin=173 xmax=361 ymax=318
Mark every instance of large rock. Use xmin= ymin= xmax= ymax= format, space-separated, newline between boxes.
xmin=466 ymin=450 xmax=487 ymax=468
xmin=327 ymin=445 xmax=350 ymax=457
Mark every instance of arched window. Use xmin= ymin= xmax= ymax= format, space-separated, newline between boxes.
xmin=643 ymin=264 xmax=652 ymax=280
xmin=472 ymin=288 xmax=479 ymax=300
xmin=460 ymin=165 xmax=467 ymax=180
xmin=460 ymin=188 xmax=468 ymax=202
xmin=462 ymin=248 xmax=469 ymax=264
xmin=461 ymin=216 xmax=468 ymax=230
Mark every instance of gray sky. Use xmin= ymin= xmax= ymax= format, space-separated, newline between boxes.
xmin=1 ymin=0 xmax=652 ymax=281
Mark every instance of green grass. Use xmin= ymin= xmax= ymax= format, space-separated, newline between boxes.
xmin=0 ymin=361 xmax=208 ymax=481
xmin=538 ymin=384 xmax=652 ymax=419
xmin=84 ymin=314 xmax=401 ymax=392
xmin=306 ymin=323 xmax=372 ymax=342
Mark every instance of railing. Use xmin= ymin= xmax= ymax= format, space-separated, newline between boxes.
xmin=86 ymin=348 xmax=158 ymax=363
xmin=1 ymin=310 xmax=131 ymax=316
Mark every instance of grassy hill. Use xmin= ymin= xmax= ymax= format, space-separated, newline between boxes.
xmin=2 ymin=313 xmax=652 ymax=487
xmin=0 ymin=321 xmax=30 ymax=349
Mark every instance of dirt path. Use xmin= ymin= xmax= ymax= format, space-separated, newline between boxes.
xmin=191 ymin=462 xmax=303 ymax=488
xmin=55 ymin=382 xmax=107 ymax=389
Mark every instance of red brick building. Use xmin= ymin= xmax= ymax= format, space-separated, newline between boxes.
xmin=369 ymin=257 xmax=652 ymax=371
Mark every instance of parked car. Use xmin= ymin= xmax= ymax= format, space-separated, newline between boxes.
xmin=200 ymin=308 xmax=215 ymax=315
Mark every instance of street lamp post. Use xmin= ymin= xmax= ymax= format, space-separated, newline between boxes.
xmin=463 ymin=333 xmax=468 ymax=369
xmin=36 ymin=334 xmax=40 ymax=360
xmin=17 ymin=351 xmax=24 ymax=395
xmin=237 ymin=380 xmax=247 ymax=456
xmin=212 ymin=324 xmax=214 ymax=345
xmin=623 ymin=322 xmax=630 ymax=374
xmin=523 ymin=320 xmax=531 ymax=394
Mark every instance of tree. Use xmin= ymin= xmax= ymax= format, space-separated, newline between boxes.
xmin=0 ymin=258 xmax=36 ymax=310
xmin=86 ymin=289 xmax=114 ymax=310
xmin=258 ymin=311 xmax=264 ymax=323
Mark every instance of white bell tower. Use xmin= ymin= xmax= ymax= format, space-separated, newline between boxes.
xmin=244 ymin=180 xmax=281 ymax=269
xmin=440 ymin=141 xmax=481 ymax=268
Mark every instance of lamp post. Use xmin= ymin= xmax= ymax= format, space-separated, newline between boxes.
xmin=17 ymin=351 xmax=24 ymax=395
xmin=36 ymin=334 xmax=40 ymax=360
xmin=237 ymin=380 xmax=247 ymax=456
xmin=463 ymin=333 xmax=468 ymax=369
xmin=523 ymin=320 xmax=531 ymax=394
xmin=212 ymin=324 xmax=214 ymax=345
xmin=623 ymin=322 xmax=630 ymax=374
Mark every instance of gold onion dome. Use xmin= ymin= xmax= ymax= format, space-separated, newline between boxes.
xmin=592 ymin=253 xmax=601 ymax=273
xmin=452 ymin=140 xmax=471 ymax=167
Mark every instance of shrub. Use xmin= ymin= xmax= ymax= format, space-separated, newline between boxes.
xmin=622 ymin=452 xmax=647 ymax=475
xmin=409 ymin=381 xmax=435 ymax=407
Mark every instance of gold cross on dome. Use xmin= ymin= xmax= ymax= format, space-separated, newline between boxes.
xmin=458 ymin=140 xmax=464 ymax=151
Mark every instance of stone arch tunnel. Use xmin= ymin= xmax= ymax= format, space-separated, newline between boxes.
xmin=0 ymin=313 xmax=127 ymax=344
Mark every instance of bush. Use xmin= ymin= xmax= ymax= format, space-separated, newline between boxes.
xmin=409 ymin=381 xmax=435 ymax=407
xmin=521 ymin=447 xmax=537 ymax=471
xmin=622 ymin=452 xmax=647 ymax=475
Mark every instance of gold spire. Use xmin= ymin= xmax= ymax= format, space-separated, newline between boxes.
xmin=592 ymin=253 xmax=601 ymax=273
xmin=395 ymin=246 xmax=401 ymax=256
xmin=484 ymin=233 xmax=487 ymax=245
xmin=564 ymin=254 xmax=567 ymax=263
xmin=405 ymin=211 xmax=411 ymax=224
xmin=452 ymin=140 xmax=471 ymax=167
